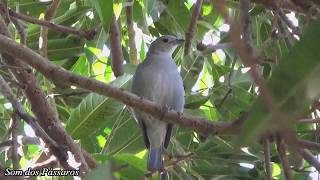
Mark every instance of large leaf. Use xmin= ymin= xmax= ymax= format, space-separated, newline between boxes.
xmin=181 ymin=55 xmax=205 ymax=91
xmin=28 ymin=36 xmax=85 ymax=61
xmin=66 ymin=74 xmax=132 ymax=139
xmin=89 ymin=0 xmax=113 ymax=32
xmin=84 ymin=162 xmax=114 ymax=180
xmin=102 ymin=109 xmax=145 ymax=154
xmin=240 ymin=20 xmax=320 ymax=144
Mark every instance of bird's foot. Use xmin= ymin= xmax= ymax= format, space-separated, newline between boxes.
xmin=159 ymin=105 xmax=170 ymax=120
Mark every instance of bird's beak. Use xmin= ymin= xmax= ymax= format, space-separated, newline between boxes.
xmin=175 ymin=38 xmax=185 ymax=44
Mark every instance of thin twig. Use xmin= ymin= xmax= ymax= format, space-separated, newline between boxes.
xmin=250 ymin=0 xmax=310 ymax=14
xmin=0 ymin=64 xmax=31 ymax=71
xmin=110 ymin=15 xmax=124 ymax=77
xmin=216 ymin=57 xmax=236 ymax=108
xmin=0 ymin=75 xmax=76 ymax=170
xmin=276 ymin=17 xmax=293 ymax=48
xmin=32 ymin=156 xmax=58 ymax=171
xmin=264 ymin=138 xmax=273 ymax=180
xmin=271 ymin=0 xmax=300 ymax=36
xmin=39 ymin=0 xmax=61 ymax=58
xmin=0 ymin=1 xmax=27 ymax=44
xmin=10 ymin=17 xmax=27 ymax=45
xmin=164 ymin=153 xmax=194 ymax=170
xmin=48 ymin=90 xmax=90 ymax=98
xmin=184 ymin=0 xmax=203 ymax=56
xmin=2 ymin=76 xmax=25 ymax=89
xmin=239 ymin=0 xmax=254 ymax=51
xmin=0 ymin=4 xmax=96 ymax=40
xmin=0 ymin=75 xmax=58 ymax=148
xmin=298 ymin=118 xmax=320 ymax=124
xmin=276 ymin=9 xmax=300 ymax=36
xmin=197 ymin=42 xmax=232 ymax=53
xmin=290 ymin=0 xmax=320 ymax=17
xmin=298 ymin=148 xmax=320 ymax=172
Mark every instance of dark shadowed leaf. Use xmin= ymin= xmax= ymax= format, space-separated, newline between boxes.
xmin=240 ymin=20 xmax=320 ymax=144
xmin=89 ymin=0 xmax=113 ymax=32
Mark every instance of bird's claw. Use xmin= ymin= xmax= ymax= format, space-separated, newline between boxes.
xmin=159 ymin=105 xmax=170 ymax=120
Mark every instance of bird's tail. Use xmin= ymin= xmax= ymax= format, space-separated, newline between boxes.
xmin=147 ymin=147 xmax=163 ymax=172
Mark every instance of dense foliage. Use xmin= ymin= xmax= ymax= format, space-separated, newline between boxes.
xmin=0 ymin=0 xmax=320 ymax=179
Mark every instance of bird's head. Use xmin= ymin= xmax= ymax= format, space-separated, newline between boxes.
xmin=148 ymin=35 xmax=184 ymax=55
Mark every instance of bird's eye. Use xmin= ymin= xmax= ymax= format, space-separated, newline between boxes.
xmin=162 ymin=38 xmax=169 ymax=43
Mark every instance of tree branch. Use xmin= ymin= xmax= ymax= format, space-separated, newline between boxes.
xmin=298 ymin=148 xmax=320 ymax=172
xmin=0 ymin=17 xmax=89 ymax=174
xmin=110 ymin=15 xmax=124 ymax=77
xmin=11 ymin=112 xmax=20 ymax=169
xmin=10 ymin=17 xmax=27 ymax=45
xmin=276 ymin=137 xmax=293 ymax=180
xmin=263 ymin=138 xmax=273 ymax=180
xmin=250 ymin=0 xmax=319 ymax=15
xmin=184 ymin=0 xmax=203 ymax=56
xmin=298 ymin=118 xmax=320 ymax=124
xmin=197 ymin=42 xmax=232 ymax=53
xmin=298 ymin=139 xmax=320 ymax=151
xmin=239 ymin=0 xmax=253 ymax=48
xmin=39 ymin=0 xmax=61 ymax=133
xmin=290 ymin=0 xmax=320 ymax=16
xmin=270 ymin=0 xmax=301 ymax=37
xmin=0 ymin=75 xmax=64 ymax=163
xmin=0 ymin=3 xmax=96 ymax=40
xmin=0 ymin=33 xmax=245 ymax=138
xmin=125 ymin=0 xmax=138 ymax=65
xmin=39 ymin=0 xmax=61 ymax=58
xmin=32 ymin=156 xmax=58 ymax=171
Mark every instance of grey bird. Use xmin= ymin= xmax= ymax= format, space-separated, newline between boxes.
xmin=131 ymin=35 xmax=185 ymax=172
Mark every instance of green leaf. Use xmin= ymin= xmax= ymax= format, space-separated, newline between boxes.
xmin=113 ymin=154 xmax=146 ymax=179
xmin=28 ymin=36 xmax=85 ymax=61
xmin=90 ymin=0 xmax=113 ymax=32
xmin=210 ymin=85 xmax=254 ymax=120
xmin=66 ymin=74 xmax=132 ymax=139
xmin=84 ymin=162 xmax=114 ymax=180
xmin=181 ymin=55 xmax=205 ymax=91
xmin=156 ymin=0 xmax=190 ymax=35
xmin=144 ymin=0 xmax=155 ymax=15
xmin=114 ymin=154 xmax=146 ymax=172
xmin=185 ymin=94 xmax=210 ymax=109
xmin=103 ymin=109 xmax=145 ymax=154
xmin=71 ymin=56 xmax=90 ymax=76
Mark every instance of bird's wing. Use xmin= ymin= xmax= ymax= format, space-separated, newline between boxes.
xmin=163 ymin=72 xmax=184 ymax=149
xmin=131 ymin=64 xmax=155 ymax=148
